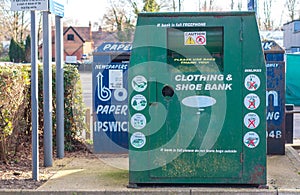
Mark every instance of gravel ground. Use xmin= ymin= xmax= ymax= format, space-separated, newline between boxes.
xmin=0 ymin=141 xmax=91 ymax=189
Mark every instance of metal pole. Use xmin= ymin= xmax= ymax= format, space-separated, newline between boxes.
xmin=43 ymin=11 xmax=53 ymax=167
xmin=31 ymin=11 xmax=39 ymax=181
xmin=55 ymin=15 xmax=64 ymax=158
xmin=285 ymin=104 xmax=294 ymax=144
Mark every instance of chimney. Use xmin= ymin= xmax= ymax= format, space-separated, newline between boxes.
xmin=89 ymin=21 xmax=92 ymax=40
xmin=98 ymin=26 xmax=102 ymax=33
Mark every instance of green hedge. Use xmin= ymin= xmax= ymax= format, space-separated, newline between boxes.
xmin=52 ymin=65 xmax=87 ymax=151
xmin=0 ymin=64 xmax=87 ymax=162
xmin=0 ymin=65 xmax=30 ymax=162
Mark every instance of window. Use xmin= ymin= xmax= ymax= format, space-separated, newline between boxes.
xmin=291 ymin=47 xmax=300 ymax=53
xmin=294 ymin=21 xmax=300 ymax=32
xmin=67 ymin=34 xmax=74 ymax=41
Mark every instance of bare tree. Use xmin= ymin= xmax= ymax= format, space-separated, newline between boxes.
xmin=203 ymin=1 xmax=207 ymax=11
xmin=230 ymin=0 xmax=234 ymax=10
xmin=127 ymin=0 xmax=140 ymax=15
xmin=262 ymin=0 xmax=274 ymax=30
xmin=285 ymin=0 xmax=299 ymax=21
xmin=102 ymin=0 xmax=135 ymax=41
xmin=0 ymin=1 xmax=14 ymax=41
xmin=237 ymin=0 xmax=242 ymax=11
xmin=229 ymin=0 xmax=242 ymax=11
xmin=102 ymin=0 xmax=175 ymax=41
xmin=0 ymin=0 xmax=30 ymax=42
xmin=177 ymin=0 xmax=182 ymax=11
xmin=208 ymin=0 xmax=214 ymax=11
xmin=197 ymin=0 xmax=215 ymax=11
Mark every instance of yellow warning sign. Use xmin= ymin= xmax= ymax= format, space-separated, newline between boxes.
xmin=184 ymin=31 xmax=206 ymax=46
xmin=185 ymin=36 xmax=195 ymax=45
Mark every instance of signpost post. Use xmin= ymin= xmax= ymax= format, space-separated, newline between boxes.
xmin=10 ymin=0 xmax=64 ymax=180
xmin=30 ymin=10 xmax=39 ymax=181
xmin=42 ymin=10 xmax=52 ymax=167
xmin=55 ymin=13 xmax=64 ymax=159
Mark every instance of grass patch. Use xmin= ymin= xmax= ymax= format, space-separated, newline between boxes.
xmin=102 ymin=169 xmax=128 ymax=185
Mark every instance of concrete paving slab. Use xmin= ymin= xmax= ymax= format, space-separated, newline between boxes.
xmin=0 ymin=144 xmax=299 ymax=194
xmin=25 ymin=144 xmax=299 ymax=194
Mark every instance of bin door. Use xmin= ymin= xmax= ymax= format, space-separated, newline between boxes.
xmin=146 ymin=26 xmax=244 ymax=179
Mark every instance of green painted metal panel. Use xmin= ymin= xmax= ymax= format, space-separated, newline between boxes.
xmin=286 ymin=54 xmax=300 ymax=106
xmin=129 ymin=12 xmax=266 ymax=185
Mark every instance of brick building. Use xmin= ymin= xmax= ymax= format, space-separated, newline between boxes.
xmin=39 ymin=23 xmax=121 ymax=63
